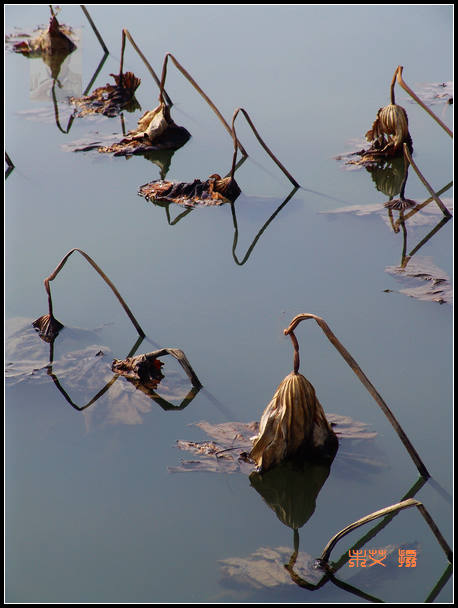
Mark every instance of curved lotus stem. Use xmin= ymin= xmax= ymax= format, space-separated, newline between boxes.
xmin=229 ymin=107 xmax=300 ymax=188
xmin=157 ymin=53 xmax=247 ymax=156
xmin=283 ymin=313 xmax=429 ymax=479
xmin=402 ymin=144 xmax=452 ymax=217
xmin=43 ymin=248 xmax=145 ymax=337
xmin=318 ymin=498 xmax=452 ymax=565
xmin=119 ymin=29 xmax=172 ymax=106
xmin=394 ymin=66 xmax=452 ymax=138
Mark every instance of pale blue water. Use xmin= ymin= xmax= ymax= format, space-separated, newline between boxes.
xmin=5 ymin=4 xmax=453 ymax=603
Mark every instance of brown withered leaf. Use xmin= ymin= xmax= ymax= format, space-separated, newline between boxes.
xmin=12 ymin=16 xmax=76 ymax=57
xmin=139 ymin=174 xmax=241 ymax=207
xmin=71 ymin=72 xmax=141 ymax=118
xmin=170 ymin=415 xmax=379 ymax=476
xmin=98 ymin=102 xmax=191 ymax=155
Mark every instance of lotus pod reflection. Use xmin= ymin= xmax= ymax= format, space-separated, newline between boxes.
xmin=250 ymin=459 xmax=332 ymax=531
xmin=250 ymin=372 xmax=338 ymax=472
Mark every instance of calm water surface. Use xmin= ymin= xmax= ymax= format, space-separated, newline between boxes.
xmin=5 ymin=5 xmax=453 ymax=603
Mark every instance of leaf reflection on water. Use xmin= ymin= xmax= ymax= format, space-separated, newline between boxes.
xmin=5 ymin=318 xmax=200 ymax=427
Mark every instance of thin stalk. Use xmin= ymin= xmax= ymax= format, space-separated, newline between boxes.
xmin=283 ymin=313 xmax=429 ymax=478
xmin=395 ymin=65 xmax=452 ymax=137
xmin=158 ymin=53 xmax=247 ymax=156
xmin=390 ymin=66 xmax=397 ymax=105
xmin=230 ymin=107 xmax=300 ymax=188
xmin=319 ymin=498 xmax=452 ymax=565
xmin=403 ymin=144 xmax=452 ymax=217
xmin=43 ymin=248 xmax=145 ymax=337
xmin=424 ymin=564 xmax=453 ymax=603
xmin=82 ymin=50 xmax=108 ymax=96
xmin=80 ymin=5 xmax=108 ymax=54
xmin=231 ymin=186 xmax=298 ymax=266
xmin=121 ymin=30 xmax=172 ymax=106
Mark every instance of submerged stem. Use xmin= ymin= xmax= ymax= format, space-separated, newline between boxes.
xmin=283 ymin=313 xmax=429 ymax=478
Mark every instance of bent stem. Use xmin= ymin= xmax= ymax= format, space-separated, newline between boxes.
xmin=402 ymin=144 xmax=452 ymax=217
xmin=283 ymin=313 xmax=429 ymax=478
xmin=319 ymin=498 xmax=452 ymax=565
xmin=43 ymin=248 xmax=145 ymax=337
xmin=395 ymin=65 xmax=453 ymax=138
xmin=80 ymin=5 xmax=109 ymax=54
xmin=229 ymin=107 xmax=300 ymax=188
xmin=158 ymin=53 xmax=247 ymax=156
xmin=119 ymin=29 xmax=172 ymax=106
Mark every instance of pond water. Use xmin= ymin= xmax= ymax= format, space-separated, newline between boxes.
xmin=5 ymin=5 xmax=453 ymax=603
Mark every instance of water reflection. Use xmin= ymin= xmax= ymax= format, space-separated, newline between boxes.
xmin=250 ymin=459 xmax=333 ymax=533
xmin=231 ymin=186 xmax=299 ymax=266
xmin=221 ymin=472 xmax=452 ymax=602
xmin=323 ymin=173 xmax=453 ymax=304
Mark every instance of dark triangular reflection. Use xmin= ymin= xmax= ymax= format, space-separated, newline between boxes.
xmin=250 ymin=457 xmax=333 ymax=532
xmin=231 ymin=186 xmax=299 ymax=266
xmin=44 ymin=333 xmax=144 ymax=412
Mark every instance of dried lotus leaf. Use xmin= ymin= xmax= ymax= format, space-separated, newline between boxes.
xmin=138 ymin=174 xmax=241 ymax=207
xmin=71 ymin=72 xmax=141 ymax=117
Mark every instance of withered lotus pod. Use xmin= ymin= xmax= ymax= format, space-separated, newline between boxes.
xmin=32 ymin=313 xmax=64 ymax=343
xmin=249 ymin=372 xmax=338 ymax=472
xmin=71 ymin=72 xmax=141 ymax=117
xmin=139 ymin=174 xmax=241 ymax=207
xmin=365 ymin=103 xmax=412 ymax=154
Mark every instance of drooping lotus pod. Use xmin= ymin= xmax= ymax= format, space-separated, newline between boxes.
xmin=249 ymin=372 xmax=338 ymax=472
xmin=32 ymin=313 xmax=64 ymax=343
xmin=365 ymin=103 xmax=412 ymax=153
